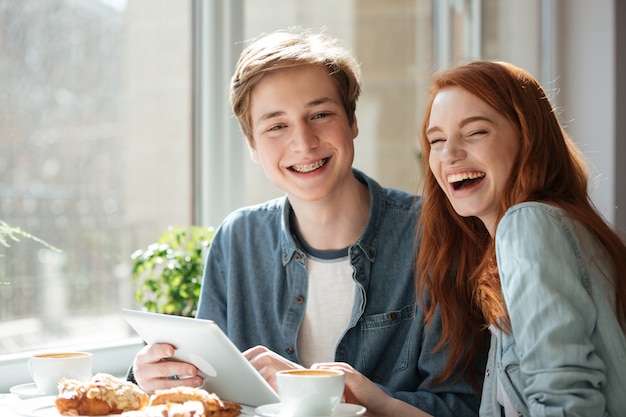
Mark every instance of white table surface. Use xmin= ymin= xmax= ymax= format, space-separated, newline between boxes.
xmin=1 ymin=392 xmax=258 ymax=416
xmin=1 ymin=393 xmax=23 ymax=417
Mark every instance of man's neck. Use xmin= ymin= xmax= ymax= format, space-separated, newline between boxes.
xmin=289 ymin=177 xmax=370 ymax=251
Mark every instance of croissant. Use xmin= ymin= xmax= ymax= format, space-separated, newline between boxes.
xmin=55 ymin=373 xmax=149 ymax=416
xmin=147 ymin=386 xmax=241 ymax=417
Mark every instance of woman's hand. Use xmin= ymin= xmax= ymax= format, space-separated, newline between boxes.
xmin=133 ymin=343 xmax=203 ymax=394
xmin=312 ymin=362 xmax=433 ymax=417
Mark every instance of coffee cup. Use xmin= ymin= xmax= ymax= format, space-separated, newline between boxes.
xmin=276 ymin=369 xmax=344 ymax=417
xmin=28 ymin=352 xmax=93 ymax=395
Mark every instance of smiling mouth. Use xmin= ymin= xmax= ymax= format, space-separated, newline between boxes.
xmin=447 ymin=171 xmax=486 ymax=190
xmin=290 ymin=158 xmax=329 ymax=173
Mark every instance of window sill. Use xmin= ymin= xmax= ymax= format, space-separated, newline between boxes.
xmin=0 ymin=337 xmax=144 ymax=392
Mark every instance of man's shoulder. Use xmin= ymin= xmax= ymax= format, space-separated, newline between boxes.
xmin=234 ymin=196 xmax=285 ymax=213
xmin=353 ymin=168 xmax=421 ymax=212
xmin=383 ymin=186 xmax=421 ymax=211
xmin=219 ymin=196 xmax=286 ymax=230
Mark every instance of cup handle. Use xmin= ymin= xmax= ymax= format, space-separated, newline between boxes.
xmin=27 ymin=358 xmax=34 ymax=380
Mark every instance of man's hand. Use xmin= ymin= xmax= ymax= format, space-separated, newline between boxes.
xmin=243 ymin=345 xmax=303 ymax=390
xmin=133 ymin=343 xmax=203 ymax=394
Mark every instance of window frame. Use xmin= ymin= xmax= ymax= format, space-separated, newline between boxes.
xmin=192 ymin=0 xmax=245 ymax=227
xmin=0 ymin=0 xmax=246 ymax=391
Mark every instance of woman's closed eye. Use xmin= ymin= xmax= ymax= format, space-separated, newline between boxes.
xmin=428 ymin=137 xmax=445 ymax=146
xmin=468 ymin=129 xmax=488 ymax=137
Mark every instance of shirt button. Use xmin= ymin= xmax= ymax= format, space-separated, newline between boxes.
xmin=295 ymin=296 xmax=304 ymax=304
xmin=294 ymin=253 xmax=302 ymax=260
xmin=286 ymin=347 xmax=294 ymax=354
xmin=485 ymin=368 xmax=490 ymax=377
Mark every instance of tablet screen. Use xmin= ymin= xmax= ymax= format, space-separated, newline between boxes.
xmin=122 ymin=309 xmax=280 ymax=408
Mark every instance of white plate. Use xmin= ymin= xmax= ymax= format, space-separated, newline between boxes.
xmin=9 ymin=396 xmax=121 ymax=417
xmin=9 ymin=383 xmax=46 ymax=400
xmin=254 ymin=403 xmax=366 ymax=417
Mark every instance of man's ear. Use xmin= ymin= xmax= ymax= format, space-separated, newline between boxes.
xmin=246 ymin=138 xmax=260 ymax=163
xmin=351 ymin=114 xmax=359 ymax=140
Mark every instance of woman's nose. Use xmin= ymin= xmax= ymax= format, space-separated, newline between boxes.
xmin=441 ymin=136 xmax=465 ymax=162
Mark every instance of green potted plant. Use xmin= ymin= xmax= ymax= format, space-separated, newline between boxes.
xmin=131 ymin=225 xmax=215 ymax=317
xmin=1 ymin=220 xmax=61 ymax=285
xmin=0 ymin=220 xmax=60 ymax=251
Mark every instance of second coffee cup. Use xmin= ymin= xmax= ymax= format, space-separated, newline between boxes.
xmin=275 ymin=368 xmax=344 ymax=417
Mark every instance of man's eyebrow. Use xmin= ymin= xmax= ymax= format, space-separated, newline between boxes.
xmin=256 ymin=97 xmax=336 ymax=124
xmin=257 ymin=110 xmax=285 ymax=125
xmin=305 ymin=96 xmax=333 ymax=108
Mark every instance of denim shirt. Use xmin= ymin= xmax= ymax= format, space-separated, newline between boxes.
xmin=197 ymin=169 xmax=482 ymax=416
xmin=480 ymin=202 xmax=626 ymax=417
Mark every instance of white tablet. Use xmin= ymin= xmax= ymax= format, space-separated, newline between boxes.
xmin=121 ymin=309 xmax=280 ymax=408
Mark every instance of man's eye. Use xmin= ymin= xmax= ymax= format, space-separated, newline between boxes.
xmin=268 ymin=124 xmax=286 ymax=131
xmin=312 ymin=112 xmax=329 ymax=119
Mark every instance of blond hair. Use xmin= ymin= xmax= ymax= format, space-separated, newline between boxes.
xmin=230 ymin=27 xmax=362 ymax=145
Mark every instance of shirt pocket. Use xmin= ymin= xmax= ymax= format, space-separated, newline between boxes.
xmin=500 ymin=336 xmax=528 ymax=413
xmin=359 ymin=303 xmax=416 ymax=382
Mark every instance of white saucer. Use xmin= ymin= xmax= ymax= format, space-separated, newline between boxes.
xmin=9 ymin=396 xmax=119 ymax=417
xmin=255 ymin=403 xmax=366 ymax=417
xmin=9 ymin=383 xmax=46 ymax=400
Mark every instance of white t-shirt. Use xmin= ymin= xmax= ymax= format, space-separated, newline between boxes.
xmin=297 ymin=255 xmax=355 ymax=367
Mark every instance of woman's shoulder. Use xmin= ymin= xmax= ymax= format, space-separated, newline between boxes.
xmin=496 ymin=201 xmax=580 ymax=248
xmin=504 ymin=201 xmax=565 ymax=218
xmin=500 ymin=201 xmax=571 ymax=230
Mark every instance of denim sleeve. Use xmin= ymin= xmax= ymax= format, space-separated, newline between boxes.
xmin=496 ymin=205 xmax=607 ymax=416
xmin=195 ymin=226 xmax=228 ymax=329
xmin=359 ymin=301 xmax=483 ymax=417
xmin=397 ymin=308 xmax=483 ymax=417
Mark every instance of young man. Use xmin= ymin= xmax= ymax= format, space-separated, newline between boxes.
xmin=130 ymin=28 xmax=483 ymax=416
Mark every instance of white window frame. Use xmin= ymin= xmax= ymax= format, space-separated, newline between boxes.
xmin=0 ymin=0 xmax=245 ymax=392
xmin=193 ymin=0 xmax=245 ymax=227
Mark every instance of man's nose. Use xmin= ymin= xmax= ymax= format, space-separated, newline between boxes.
xmin=290 ymin=122 xmax=319 ymax=152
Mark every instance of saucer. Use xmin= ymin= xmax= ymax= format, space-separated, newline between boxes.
xmin=255 ymin=403 xmax=366 ymax=417
xmin=9 ymin=383 xmax=46 ymax=400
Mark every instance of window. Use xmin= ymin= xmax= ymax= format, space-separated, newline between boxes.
xmin=7 ymin=0 xmax=614 ymax=391
xmin=0 ymin=0 xmax=194 ymax=360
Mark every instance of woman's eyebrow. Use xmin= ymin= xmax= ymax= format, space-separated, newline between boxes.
xmin=426 ymin=115 xmax=494 ymax=135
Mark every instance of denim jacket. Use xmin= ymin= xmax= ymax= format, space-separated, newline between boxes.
xmin=480 ymin=202 xmax=626 ymax=417
xmin=197 ymin=169 xmax=482 ymax=416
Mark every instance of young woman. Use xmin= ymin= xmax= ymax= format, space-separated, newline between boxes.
xmin=417 ymin=60 xmax=626 ymax=416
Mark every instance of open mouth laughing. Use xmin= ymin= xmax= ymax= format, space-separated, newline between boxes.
xmin=447 ymin=171 xmax=486 ymax=190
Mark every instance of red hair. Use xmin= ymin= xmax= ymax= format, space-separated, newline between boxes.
xmin=416 ymin=61 xmax=626 ymax=385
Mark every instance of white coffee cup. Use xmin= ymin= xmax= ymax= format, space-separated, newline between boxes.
xmin=276 ymin=369 xmax=345 ymax=417
xmin=28 ymin=352 xmax=93 ymax=395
